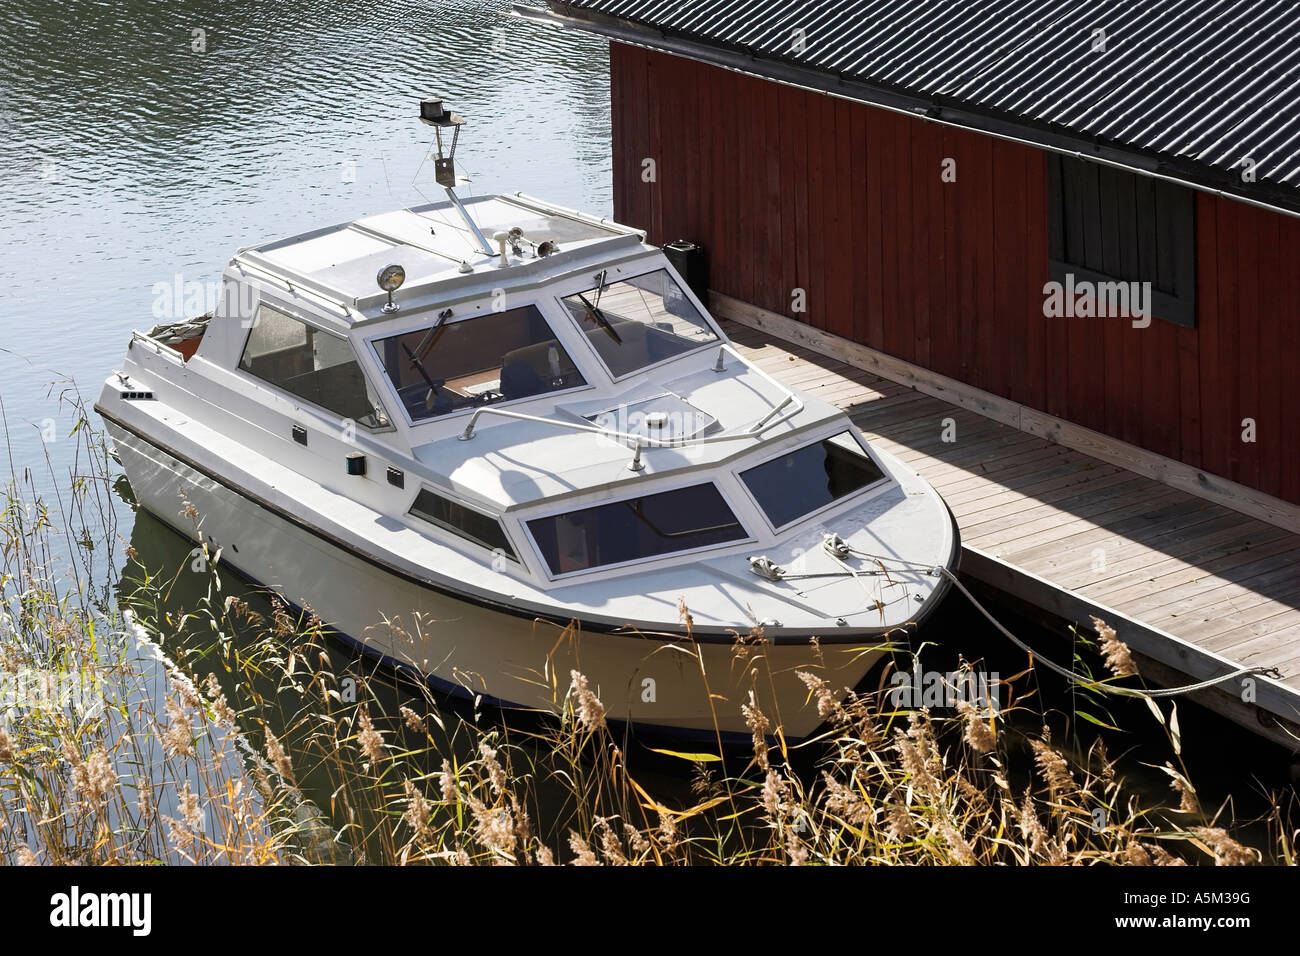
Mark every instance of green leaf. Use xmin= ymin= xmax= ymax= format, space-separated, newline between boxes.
xmin=648 ymin=747 xmax=722 ymax=763
xmin=1076 ymin=711 xmax=1123 ymax=732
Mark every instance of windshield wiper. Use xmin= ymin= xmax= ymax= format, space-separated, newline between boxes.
xmin=401 ymin=342 xmax=445 ymax=395
xmin=409 ymin=308 xmax=453 ymax=363
xmin=575 ymin=291 xmax=622 ymax=344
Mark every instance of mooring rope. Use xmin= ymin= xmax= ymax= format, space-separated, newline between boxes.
xmin=748 ymin=533 xmax=1284 ymax=699
xmin=931 ymin=563 xmax=1282 ymax=699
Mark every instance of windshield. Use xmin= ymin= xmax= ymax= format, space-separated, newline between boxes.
xmin=371 ymin=304 xmax=585 ymax=422
xmin=739 ymin=432 xmax=887 ymax=528
xmin=527 ymin=483 xmax=746 ymax=576
xmin=561 ymin=269 xmax=718 ymax=378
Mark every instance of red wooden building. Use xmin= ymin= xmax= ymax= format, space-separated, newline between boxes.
xmin=526 ymin=0 xmax=1300 ymax=522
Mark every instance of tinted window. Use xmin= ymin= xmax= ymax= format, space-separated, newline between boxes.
xmin=740 ymin=432 xmax=886 ymax=528
xmin=561 ymin=269 xmax=717 ymax=378
xmin=410 ymin=489 xmax=516 ymax=560
xmin=240 ymin=305 xmax=387 ymax=427
xmin=373 ymin=305 xmax=585 ymax=421
xmin=528 ymin=483 xmax=745 ymax=575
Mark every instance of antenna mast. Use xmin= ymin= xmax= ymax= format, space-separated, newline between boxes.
xmin=420 ymin=97 xmax=495 ymax=258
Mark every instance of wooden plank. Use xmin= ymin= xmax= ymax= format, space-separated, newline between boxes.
xmin=1023 ymin=147 xmax=1048 ymax=411
xmin=1215 ymin=196 xmax=1241 ymax=482
xmin=1186 ymin=584 xmax=1300 ymax=648
xmin=911 ymin=117 xmax=933 ymax=369
xmin=850 ymin=100 xmax=870 ymax=348
xmin=1236 ymin=207 xmax=1261 ymax=490
xmin=828 ymin=97 xmax=856 ymax=342
xmin=1280 ymin=215 xmax=1300 ymax=505
xmin=761 ymin=75 xmax=784 ymax=317
xmin=938 ymin=125 xmax=961 ymax=379
xmin=916 ymin=439 xmax=1070 ymax=486
xmin=1018 ymin=406 xmax=1300 ymax=533
xmin=1176 ymin=320 xmax=1201 ymax=468
xmin=959 ymin=479 xmax=1157 ymax=543
xmin=1255 ymin=205 xmax=1282 ymax=498
xmin=866 ymin=104 xmax=885 ymax=351
xmin=1117 ymin=545 xmax=1300 ymax=619
xmin=880 ymin=110 xmax=902 ymax=355
xmin=1098 ymin=164 xmax=1127 ymax=441
xmin=973 ymin=134 xmax=997 ymax=395
xmin=1013 ymin=508 xmax=1260 ymax=582
xmin=944 ymin=461 xmax=1127 ymax=509
xmin=935 ymin=455 xmax=1118 ymax=504
xmin=1205 ymin=605 xmax=1300 ymax=657
xmin=991 ymin=138 xmax=1022 ymax=403
xmin=1081 ymin=527 xmax=1297 ymax=606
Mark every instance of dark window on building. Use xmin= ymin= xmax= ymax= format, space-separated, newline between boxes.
xmin=740 ymin=432 xmax=887 ymax=529
xmin=1048 ymin=155 xmax=1196 ymax=327
xmin=410 ymin=488 xmax=517 ymax=561
xmin=527 ymin=483 xmax=746 ymax=576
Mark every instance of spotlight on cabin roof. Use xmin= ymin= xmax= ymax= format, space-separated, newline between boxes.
xmin=377 ymin=263 xmax=405 ymax=313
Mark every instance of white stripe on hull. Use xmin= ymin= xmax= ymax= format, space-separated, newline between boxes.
xmin=109 ymin=422 xmax=886 ymax=739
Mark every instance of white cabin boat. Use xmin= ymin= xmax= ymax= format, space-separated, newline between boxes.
xmin=98 ymin=104 xmax=959 ymax=742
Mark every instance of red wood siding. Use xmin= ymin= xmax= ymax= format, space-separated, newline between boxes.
xmin=610 ymin=43 xmax=1300 ymax=505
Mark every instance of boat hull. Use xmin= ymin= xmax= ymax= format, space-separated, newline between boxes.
xmin=106 ymin=419 xmax=919 ymax=741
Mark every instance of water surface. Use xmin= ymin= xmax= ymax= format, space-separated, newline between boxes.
xmin=0 ymin=0 xmax=611 ymax=506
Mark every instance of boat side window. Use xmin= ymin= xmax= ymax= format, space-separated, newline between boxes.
xmin=527 ymin=483 xmax=746 ymax=576
xmin=239 ymin=305 xmax=388 ymax=427
xmin=409 ymin=488 xmax=517 ymax=561
xmin=560 ymin=269 xmax=718 ymax=378
xmin=372 ymin=305 xmax=585 ymax=422
xmin=739 ymin=431 xmax=887 ymax=529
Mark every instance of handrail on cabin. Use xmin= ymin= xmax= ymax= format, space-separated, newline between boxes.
xmin=130 ymin=330 xmax=185 ymax=361
xmin=457 ymin=344 xmax=804 ymax=469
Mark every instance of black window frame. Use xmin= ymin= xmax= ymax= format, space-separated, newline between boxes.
xmin=409 ymin=487 xmax=518 ymax=562
xmin=1047 ymin=154 xmax=1197 ymax=328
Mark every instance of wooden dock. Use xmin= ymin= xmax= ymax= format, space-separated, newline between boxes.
xmin=722 ymin=313 xmax=1300 ymax=749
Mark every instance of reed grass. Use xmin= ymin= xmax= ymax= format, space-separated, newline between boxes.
xmin=0 ymin=399 xmax=1295 ymax=866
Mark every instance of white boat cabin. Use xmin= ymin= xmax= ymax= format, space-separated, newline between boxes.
xmin=116 ymin=192 xmax=954 ymax=635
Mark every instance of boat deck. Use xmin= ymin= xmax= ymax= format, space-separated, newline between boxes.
xmin=724 ymin=318 xmax=1300 ymax=747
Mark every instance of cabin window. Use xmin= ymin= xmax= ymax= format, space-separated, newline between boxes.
xmin=739 ymin=432 xmax=886 ymax=529
xmin=372 ymin=305 xmax=585 ymax=422
xmin=560 ymin=269 xmax=718 ymax=378
xmin=410 ymin=488 xmax=517 ymax=561
xmin=527 ymin=483 xmax=746 ymax=576
xmin=1048 ymin=155 xmax=1196 ymax=327
xmin=239 ymin=305 xmax=388 ymax=427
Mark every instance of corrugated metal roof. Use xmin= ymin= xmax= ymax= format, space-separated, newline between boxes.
xmin=550 ymin=0 xmax=1300 ymax=203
